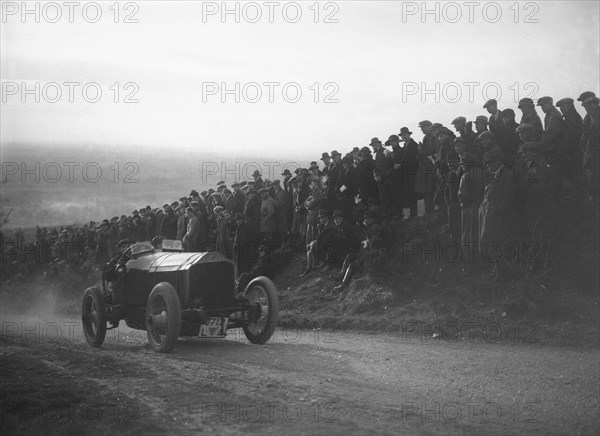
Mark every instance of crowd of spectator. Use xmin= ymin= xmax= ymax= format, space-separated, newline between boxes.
xmin=2 ymin=91 xmax=598 ymax=289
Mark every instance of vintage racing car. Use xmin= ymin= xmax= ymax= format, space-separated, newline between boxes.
xmin=81 ymin=240 xmax=279 ymax=353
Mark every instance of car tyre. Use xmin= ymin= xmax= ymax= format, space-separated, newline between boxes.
xmin=243 ymin=276 xmax=279 ymax=344
xmin=145 ymin=282 xmax=181 ymax=353
xmin=82 ymin=286 xmax=107 ymax=348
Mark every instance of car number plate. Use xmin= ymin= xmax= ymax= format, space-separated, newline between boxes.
xmin=198 ymin=317 xmax=228 ymax=338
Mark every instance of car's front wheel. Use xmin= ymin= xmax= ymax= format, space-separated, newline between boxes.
xmin=82 ymin=286 xmax=107 ymax=348
xmin=243 ymin=276 xmax=279 ymax=344
xmin=145 ymin=282 xmax=181 ymax=353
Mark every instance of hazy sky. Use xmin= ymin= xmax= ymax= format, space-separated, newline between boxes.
xmin=1 ymin=1 xmax=599 ymax=159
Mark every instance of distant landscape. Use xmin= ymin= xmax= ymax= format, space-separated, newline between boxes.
xmin=0 ymin=143 xmax=309 ymax=231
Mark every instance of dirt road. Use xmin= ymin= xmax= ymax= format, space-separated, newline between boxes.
xmin=1 ymin=314 xmax=598 ymax=436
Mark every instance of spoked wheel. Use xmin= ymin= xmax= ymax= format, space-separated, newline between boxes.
xmin=243 ymin=276 xmax=279 ymax=344
xmin=145 ymin=282 xmax=181 ymax=353
xmin=81 ymin=286 xmax=107 ymax=348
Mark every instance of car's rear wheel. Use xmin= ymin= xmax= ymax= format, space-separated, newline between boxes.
xmin=82 ymin=286 xmax=107 ymax=348
xmin=243 ymin=276 xmax=279 ymax=344
xmin=145 ymin=282 xmax=181 ymax=353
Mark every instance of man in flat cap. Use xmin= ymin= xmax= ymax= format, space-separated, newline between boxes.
xmin=578 ymin=92 xmax=596 ymax=161
xmin=485 ymin=99 xmax=517 ymax=162
xmin=452 ymin=116 xmax=476 ymax=149
xmin=474 ymin=115 xmax=489 ymax=135
xmin=556 ymin=97 xmax=584 ymax=184
xmin=303 ymin=177 xmax=326 ymax=245
xmin=518 ymin=98 xmax=543 ymax=143
xmin=192 ymin=201 xmax=209 ymax=249
xmin=483 ymin=99 xmax=505 ymax=136
xmin=272 ymin=179 xmax=292 ymax=247
xmin=243 ymin=187 xmax=261 ymax=247
xmin=160 ymin=204 xmax=178 ymax=240
xmin=176 ymin=204 xmax=187 ymax=243
xmin=213 ymin=205 xmax=232 ymax=258
xmin=144 ymin=207 xmax=157 ymax=241
xmin=232 ymin=212 xmax=251 ymax=272
xmin=467 ymin=115 xmax=490 ymax=161
xmin=291 ymin=175 xmax=311 ymax=245
xmin=581 ymin=96 xmax=599 ymax=205
xmin=414 ymin=123 xmax=437 ymax=216
xmin=154 ymin=208 xmax=165 ymax=238
xmin=418 ymin=120 xmax=437 ymax=158
xmin=183 ymin=207 xmax=200 ymax=252
xmin=537 ymin=96 xmax=566 ymax=170
xmin=228 ymin=181 xmax=245 ymax=215
xmin=259 ymin=187 xmax=277 ymax=243
xmin=398 ymin=127 xmax=419 ymax=219
xmin=498 ymin=108 xmax=520 ymax=167
xmin=326 ymin=150 xmax=343 ymax=210
xmin=578 ymin=91 xmax=596 ymax=104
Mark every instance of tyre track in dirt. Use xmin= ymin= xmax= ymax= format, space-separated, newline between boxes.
xmin=1 ymin=314 xmax=599 ymax=435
